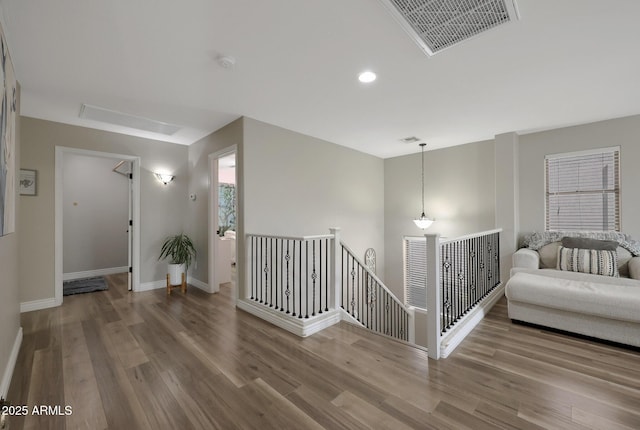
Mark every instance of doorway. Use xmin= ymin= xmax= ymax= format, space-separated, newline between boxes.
xmin=54 ymin=147 xmax=141 ymax=305
xmin=209 ymin=147 xmax=237 ymax=294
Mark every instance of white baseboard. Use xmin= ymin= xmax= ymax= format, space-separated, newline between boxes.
xmin=440 ymin=283 xmax=505 ymax=358
xmin=136 ymin=280 xmax=165 ymax=292
xmin=20 ymin=298 xmax=58 ymax=313
xmin=63 ymin=266 xmax=128 ymax=281
xmin=237 ymin=299 xmax=341 ymax=337
xmin=136 ymin=275 xmax=208 ymax=293
xmin=1 ymin=327 xmax=23 ymax=398
xmin=189 ymin=278 xmax=212 ymax=293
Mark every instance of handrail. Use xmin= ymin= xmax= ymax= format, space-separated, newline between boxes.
xmin=406 ymin=228 xmax=503 ymax=244
xmin=340 ymin=240 xmax=407 ymax=310
xmin=439 ymin=228 xmax=502 ymax=245
xmin=246 ymin=233 xmax=334 ymax=241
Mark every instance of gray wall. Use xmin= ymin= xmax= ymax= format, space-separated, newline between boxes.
xmin=519 ymin=114 xmax=640 ymax=240
xmin=19 ymin=117 xmax=188 ymax=303
xmin=186 ymin=118 xmax=243 ymax=285
xmin=243 ymin=118 xmax=385 ymax=281
xmin=63 ymin=153 xmax=129 ymax=274
xmin=384 ymin=140 xmax=496 ymax=299
xmin=0 ymin=85 xmax=20 ymax=396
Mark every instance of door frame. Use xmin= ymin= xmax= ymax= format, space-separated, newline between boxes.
xmin=208 ymin=145 xmax=237 ymax=294
xmin=54 ymin=146 xmax=141 ymax=305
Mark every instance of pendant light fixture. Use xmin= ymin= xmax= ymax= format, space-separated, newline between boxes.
xmin=414 ymin=143 xmax=434 ymax=229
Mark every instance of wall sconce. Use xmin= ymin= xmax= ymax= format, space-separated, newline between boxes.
xmin=155 ymin=173 xmax=175 ymax=185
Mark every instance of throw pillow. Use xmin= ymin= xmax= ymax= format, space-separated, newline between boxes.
xmin=538 ymin=242 xmax=560 ymax=269
xmin=557 ymin=246 xmax=619 ymax=277
xmin=560 ymin=237 xmax=618 ymax=251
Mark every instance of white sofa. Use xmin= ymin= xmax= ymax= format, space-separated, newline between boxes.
xmin=505 ymin=232 xmax=640 ymax=347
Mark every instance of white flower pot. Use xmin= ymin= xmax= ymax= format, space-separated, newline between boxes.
xmin=168 ymin=263 xmax=186 ymax=285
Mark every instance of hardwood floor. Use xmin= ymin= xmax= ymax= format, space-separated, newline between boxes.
xmin=6 ymin=274 xmax=640 ymax=429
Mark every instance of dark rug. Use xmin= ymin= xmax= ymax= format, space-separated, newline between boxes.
xmin=63 ymin=276 xmax=108 ymax=296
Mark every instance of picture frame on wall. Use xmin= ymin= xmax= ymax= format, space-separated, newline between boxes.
xmin=19 ymin=169 xmax=37 ymax=196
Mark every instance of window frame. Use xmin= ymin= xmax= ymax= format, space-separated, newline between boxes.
xmin=544 ymin=146 xmax=621 ymax=232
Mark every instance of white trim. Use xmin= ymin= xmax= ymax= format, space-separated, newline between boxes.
xmin=339 ymin=308 xmax=364 ymax=326
xmin=426 ymin=233 xmax=441 ymax=359
xmin=55 ymin=146 xmax=142 ymax=308
xmin=189 ymin=278 xmax=212 ymax=293
xmin=136 ymin=276 xmax=212 ymax=293
xmin=237 ymin=299 xmax=341 ymax=337
xmin=247 ymin=233 xmax=335 ymax=241
xmin=439 ymin=283 xmax=505 ymax=358
xmin=403 ymin=228 xmax=502 ymax=244
xmin=20 ymin=298 xmax=58 ymax=313
xmin=136 ymin=280 xmax=165 ymax=292
xmin=63 ymin=266 xmax=128 ymax=281
xmin=0 ymin=327 xmax=22 ymax=398
xmin=544 ymin=145 xmax=621 ymax=160
xmin=544 ymin=147 xmax=621 ymax=232
xmin=209 ymin=146 xmax=237 ymax=297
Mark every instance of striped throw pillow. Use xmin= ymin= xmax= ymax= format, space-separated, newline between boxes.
xmin=557 ymin=246 xmax=618 ymax=277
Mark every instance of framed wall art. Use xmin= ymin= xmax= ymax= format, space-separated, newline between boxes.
xmin=19 ymin=169 xmax=37 ymax=196
xmin=0 ymin=23 xmax=17 ymax=236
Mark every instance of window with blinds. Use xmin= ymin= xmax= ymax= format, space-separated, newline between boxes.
xmin=545 ymin=147 xmax=620 ymax=231
xmin=403 ymin=237 xmax=427 ymax=309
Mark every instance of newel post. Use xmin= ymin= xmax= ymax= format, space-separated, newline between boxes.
xmin=407 ymin=307 xmax=416 ymax=344
xmin=426 ymin=233 xmax=441 ymax=360
xmin=329 ymin=227 xmax=342 ymax=311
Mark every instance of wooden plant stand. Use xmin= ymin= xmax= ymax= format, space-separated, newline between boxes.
xmin=166 ymin=272 xmax=187 ymax=295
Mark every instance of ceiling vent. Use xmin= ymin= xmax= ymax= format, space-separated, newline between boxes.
xmin=79 ymin=104 xmax=181 ymax=136
xmin=400 ymin=136 xmax=421 ymax=143
xmin=379 ymin=0 xmax=520 ymax=56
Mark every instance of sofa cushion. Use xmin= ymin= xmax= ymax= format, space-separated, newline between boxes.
xmin=506 ymin=271 xmax=640 ymax=323
xmin=557 ymin=246 xmax=618 ymax=277
xmin=561 ymin=237 xmax=618 ymax=251
xmin=512 ymin=267 xmax=640 ymax=287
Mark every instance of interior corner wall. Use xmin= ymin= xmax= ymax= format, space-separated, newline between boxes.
xmin=242 ymin=118 xmax=385 ymax=280
xmin=19 ymin=117 xmax=188 ymax=303
xmin=494 ymin=132 xmax=519 ymax=282
xmin=518 ymin=114 xmax=640 ymax=240
xmin=186 ymin=118 xmax=243 ymax=285
xmin=384 ymin=140 xmax=496 ymax=300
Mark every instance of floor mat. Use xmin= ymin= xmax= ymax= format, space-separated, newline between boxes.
xmin=63 ymin=276 xmax=108 ymax=296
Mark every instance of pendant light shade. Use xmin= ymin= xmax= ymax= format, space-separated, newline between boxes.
xmin=414 ymin=213 xmax=434 ymax=229
xmin=414 ymin=143 xmax=434 ymax=229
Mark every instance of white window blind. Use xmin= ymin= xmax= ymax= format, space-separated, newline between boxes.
xmin=545 ymin=147 xmax=620 ymax=231
xmin=404 ymin=238 xmax=427 ymax=309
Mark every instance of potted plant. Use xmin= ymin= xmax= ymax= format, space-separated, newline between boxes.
xmin=159 ymin=234 xmax=197 ymax=285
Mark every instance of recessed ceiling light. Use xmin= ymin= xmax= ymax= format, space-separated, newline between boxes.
xmin=358 ymin=71 xmax=377 ymax=83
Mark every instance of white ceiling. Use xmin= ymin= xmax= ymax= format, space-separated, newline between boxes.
xmin=2 ymin=0 xmax=639 ymax=159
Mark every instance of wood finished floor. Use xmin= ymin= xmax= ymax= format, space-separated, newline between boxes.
xmin=7 ymin=274 xmax=640 ymax=430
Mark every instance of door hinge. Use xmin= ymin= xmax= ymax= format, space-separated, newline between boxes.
xmin=129 ymin=173 xmax=133 ymax=180
xmin=129 ymin=220 xmax=133 ymax=226
xmin=129 ymin=267 xmax=132 ymax=273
